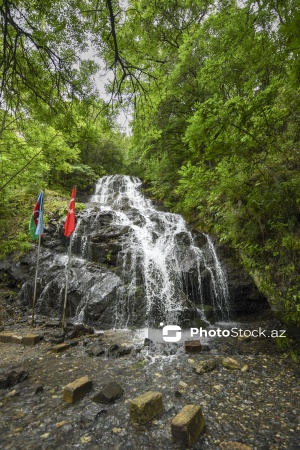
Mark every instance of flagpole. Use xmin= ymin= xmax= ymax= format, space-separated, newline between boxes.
xmin=62 ymin=236 xmax=72 ymax=332
xmin=31 ymin=230 xmax=41 ymax=326
xmin=31 ymin=189 xmax=44 ymax=326
xmin=61 ymin=186 xmax=76 ymax=332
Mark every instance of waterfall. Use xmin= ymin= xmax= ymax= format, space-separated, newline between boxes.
xmin=73 ymin=175 xmax=231 ymax=327
xmin=18 ymin=174 xmax=231 ymax=329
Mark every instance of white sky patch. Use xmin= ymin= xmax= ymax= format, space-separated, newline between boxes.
xmin=81 ymin=45 xmax=132 ymax=135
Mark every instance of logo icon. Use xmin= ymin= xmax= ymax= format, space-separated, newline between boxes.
xmin=162 ymin=325 xmax=182 ymax=342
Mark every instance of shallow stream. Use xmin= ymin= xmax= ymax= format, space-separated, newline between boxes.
xmin=1 ymin=313 xmax=299 ymax=450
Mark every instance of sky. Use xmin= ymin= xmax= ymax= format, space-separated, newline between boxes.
xmin=81 ymin=47 xmax=132 ymax=136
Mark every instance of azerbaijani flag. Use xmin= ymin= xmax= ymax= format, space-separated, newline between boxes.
xmin=64 ymin=187 xmax=76 ymax=237
xmin=29 ymin=191 xmax=44 ymax=240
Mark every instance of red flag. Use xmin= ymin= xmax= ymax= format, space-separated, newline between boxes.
xmin=64 ymin=187 xmax=76 ymax=237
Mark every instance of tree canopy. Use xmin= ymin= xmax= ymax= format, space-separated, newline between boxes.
xmin=126 ymin=0 xmax=300 ymax=344
xmin=1 ymin=0 xmax=300 ymax=346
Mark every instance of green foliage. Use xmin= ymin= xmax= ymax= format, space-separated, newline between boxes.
xmin=126 ymin=0 xmax=300 ymax=345
xmin=1 ymin=0 xmax=300 ymax=348
xmin=0 ymin=190 xmax=37 ymax=258
xmin=0 ymin=188 xmax=87 ymax=258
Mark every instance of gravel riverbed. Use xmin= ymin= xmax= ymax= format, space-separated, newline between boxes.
xmin=0 ymin=316 xmax=299 ymax=450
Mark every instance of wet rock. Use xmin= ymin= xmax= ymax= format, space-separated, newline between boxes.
xmin=87 ymin=343 xmax=105 ymax=357
xmin=11 ymin=335 xmax=23 ymax=344
xmin=185 ymin=340 xmax=202 ymax=353
xmin=32 ymin=383 xmax=44 ymax=395
xmin=45 ymin=321 xmax=61 ymax=328
xmin=0 ymin=332 xmax=14 ymax=343
xmin=22 ymin=334 xmax=41 ymax=345
xmin=48 ymin=332 xmax=65 ymax=344
xmin=194 ymin=359 xmax=217 ymax=375
xmin=201 ymin=343 xmax=211 ymax=352
xmin=14 ymin=379 xmax=30 ymax=393
xmin=0 ymin=367 xmax=28 ymax=389
xmin=51 ymin=343 xmax=70 ymax=353
xmin=174 ymin=390 xmax=183 ymax=398
xmin=62 ymin=376 xmax=93 ymax=403
xmin=72 ymin=324 xmax=94 ymax=336
xmin=222 ymin=357 xmax=241 ymax=370
xmin=107 ymin=344 xmax=120 ymax=357
xmin=92 ymin=381 xmax=124 ymax=404
xmin=171 ymin=404 xmax=205 ymax=447
xmin=130 ymin=391 xmax=164 ymax=424
xmin=117 ymin=344 xmax=133 ymax=356
xmin=220 ymin=442 xmax=252 ymax=450
xmin=65 ymin=329 xmax=79 ymax=340
xmin=80 ymin=404 xmax=107 ymax=426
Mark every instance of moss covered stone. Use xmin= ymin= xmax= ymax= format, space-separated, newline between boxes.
xmin=171 ymin=404 xmax=205 ymax=447
xmin=129 ymin=391 xmax=163 ymax=424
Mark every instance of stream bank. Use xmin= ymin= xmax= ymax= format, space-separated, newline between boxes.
xmin=0 ymin=313 xmax=299 ymax=450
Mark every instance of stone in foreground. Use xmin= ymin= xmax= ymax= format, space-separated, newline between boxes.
xmin=11 ymin=335 xmax=23 ymax=344
xmin=0 ymin=332 xmax=14 ymax=343
xmin=0 ymin=367 xmax=28 ymax=389
xmin=184 ymin=340 xmax=201 ymax=353
xmin=22 ymin=334 xmax=41 ymax=345
xmin=51 ymin=343 xmax=70 ymax=353
xmin=222 ymin=357 xmax=241 ymax=370
xmin=194 ymin=359 xmax=217 ymax=375
xmin=130 ymin=391 xmax=163 ymax=424
xmin=171 ymin=404 xmax=205 ymax=447
xmin=92 ymin=381 xmax=124 ymax=403
xmin=62 ymin=376 xmax=93 ymax=403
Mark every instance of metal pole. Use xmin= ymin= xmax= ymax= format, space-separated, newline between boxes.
xmin=31 ymin=232 xmax=42 ymax=326
xmin=62 ymin=237 xmax=72 ymax=331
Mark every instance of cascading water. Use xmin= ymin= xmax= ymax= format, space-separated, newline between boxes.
xmin=72 ymin=175 xmax=231 ymax=327
xmin=18 ymin=174 xmax=231 ymax=329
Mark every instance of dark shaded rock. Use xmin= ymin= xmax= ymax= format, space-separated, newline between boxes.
xmin=80 ymin=404 xmax=107 ymax=426
xmin=185 ymin=340 xmax=202 ymax=353
xmin=118 ymin=345 xmax=133 ymax=356
xmin=174 ymin=390 xmax=183 ymax=398
xmin=32 ymin=383 xmax=44 ymax=394
xmin=65 ymin=329 xmax=79 ymax=340
xmin=14 ymin=379 xmax=30 ymax=392
xmin=0 ymin=332 xmax=14 ymax=343
xmin=87 ymin=343 xmax=105 ymax=357
xmin=72 ymin=324 xmax=94 ymax=335
xmin=49 ymin=332 xmax=65 ymax=344
xmin=92 ymin=381 xmax=124 ymax=404
xmin=0 ymin=367 xmax=28 ymax=389
xmin=107 ymin=344 xmax=120 ymax=357
xmin=69 ymin=340 xmax=80 ymax=347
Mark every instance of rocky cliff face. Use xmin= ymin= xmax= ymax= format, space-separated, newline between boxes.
xmin=1 ymin=175 xmax=269 ymax=328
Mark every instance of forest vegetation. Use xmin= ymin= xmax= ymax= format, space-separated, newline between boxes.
xmin=1 ymin=0 xmax=300 ymax=350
